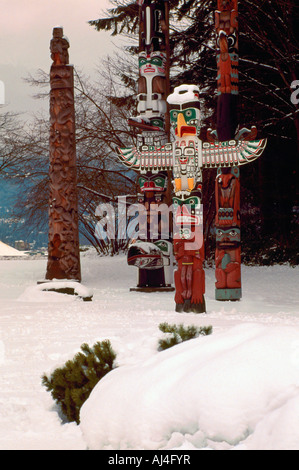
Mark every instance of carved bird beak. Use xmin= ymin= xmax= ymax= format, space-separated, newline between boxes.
xmin=176 ymin=112 xmax=197 ymax=138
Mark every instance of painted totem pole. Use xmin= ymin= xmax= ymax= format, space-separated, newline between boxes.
xmin=121 ymin=0 xmax=173 ymax=291
xmin=46 ymin=27 xmax=81 ymax=282
xmin=168 ymin=85 xmax=206 ymax=313
xmin=117 ymin=1 xmax=267 ymax=311
xmin=118 ymin=81 xmax=266 ymax=311
xmin=212 ymin=0 xmax=258 ymax=301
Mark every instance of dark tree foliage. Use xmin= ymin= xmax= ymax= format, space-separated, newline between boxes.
xmin=89 ymin=0 xmax=299 ymax=264
xmin=42 ymin=340 xmax=117 ymax=424
xmin=158 ymin=322 xmax=213 ymax=351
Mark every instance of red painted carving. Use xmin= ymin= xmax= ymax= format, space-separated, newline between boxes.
xmin=215 ymin=167 xmax=241 ymax=296
xmin=173 ymin=227 xmax=205 ymax=313
xmin=215 ymin=0 xmax=238 ymax=95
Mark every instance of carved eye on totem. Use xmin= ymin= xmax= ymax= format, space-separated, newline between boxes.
xmin=139 ymin=57 xmax=147 ymax=67
xmin=151 ymin=119 xmax=162 ymax=127
xmin=180 ymin=228 xmax=191 ymax=239
xmin=184 ymin=148 xmax=195 ymax=156
xmin=229 ymin=229 xmax=238 ymax=237
xmin=227 ymin=33 xmax=237 ymax=49
xmin=151 ymin=57 xmax=163 ymax=66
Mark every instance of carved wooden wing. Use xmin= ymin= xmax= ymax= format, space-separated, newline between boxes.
xmin=116 ymin=143 xmax=173 ymax=173
xmin=116 ymin=138 xmax=267 ymax=172
xmin=116 ymin=146 xmax=141 ymax=170
xmin=202 ymin=139 xmax=267 ymax=168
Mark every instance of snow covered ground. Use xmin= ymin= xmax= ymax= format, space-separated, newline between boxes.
xmin=0 ymin=250 xmax=298 ymax=450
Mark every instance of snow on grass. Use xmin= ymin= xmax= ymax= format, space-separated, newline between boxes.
xmin=0 ymin=250 xmax=298 ymax=450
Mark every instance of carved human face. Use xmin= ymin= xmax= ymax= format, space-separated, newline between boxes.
xmin=139 ymin=51 xmax=166 ymax=77
xmin=216 ymin=227 xmax=240 ymax=249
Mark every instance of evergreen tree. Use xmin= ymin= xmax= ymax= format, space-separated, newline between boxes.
xmin=158 ymin=322 xmax=212 ymax=350
xmin=42 ymin=340 xmax=117 ymax=424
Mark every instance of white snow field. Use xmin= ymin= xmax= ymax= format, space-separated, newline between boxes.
xmin=0 ymin=250 xmax=298 ymax=450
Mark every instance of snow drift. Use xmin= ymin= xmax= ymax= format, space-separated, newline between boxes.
xmin=80 ymin=323 xmax=299 ymax=450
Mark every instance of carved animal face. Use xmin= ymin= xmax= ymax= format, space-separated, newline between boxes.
xmin=138 ymin=173 xmax=167 ymax=193
xmin=173 ymin=196 xmax=202 ymax=226
xmin=167 ymin=84 xmax=201 ymax=136
xmin=218 ymin=0 xmax=237 ymax=12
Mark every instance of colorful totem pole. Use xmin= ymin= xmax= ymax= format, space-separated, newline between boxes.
xmin=168 ymin=85 xmax=205 ymax=313
xmin=45 ymin=27 xmax=81 ymax=282
xmin=117 ymin=1 xmax=267 ymax=311
xmin=120 ymin=0 xmax=174 ymax=291
xmin=212 ymin=0 xmax=259 ymax=301
xmin=118 ymin=82 xmax=266 ymax=311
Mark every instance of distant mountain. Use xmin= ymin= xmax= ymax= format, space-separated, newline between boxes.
xmin=0 ymin=178 xmax=91 ymax=250
xmin=0 ymin=178 xmax=48 ymax=249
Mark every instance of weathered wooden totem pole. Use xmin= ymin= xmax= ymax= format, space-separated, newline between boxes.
xmin=211 ymin=0 xmax=259 ymax=301
xmin=118 ymin=0 xmax=174 ymax=291
xmin=46 ymin=27 xmax=81 ymax=282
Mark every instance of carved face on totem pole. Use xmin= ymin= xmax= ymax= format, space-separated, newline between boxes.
xmin=215 ymin=166 xmax=240 ymax=225
xmin=173 ymin=195 xmax=203 ymax=246
xmin=166 ymin=85 xmax=205 ymax=313
xmin=172 ymin=191 xmax=205 ymax=313
xmin=137 ymin=172 xmax=168 ymax=204
xmin=216 ymin=226 xmax=240 ymax=251
xmin=137 ymin=51 xmax=167 ymax=130
xmin=167 ymin=85 xmax=202 ymax=197
xmin=215 ymin=166 xmax=241 ymax=295
xmin=218 ymin=0 xmax=237 ymax=12
xmin=136 ymin=171 xmax=168 ymax=242
xmin=168 ymin=84 xmax=200 ymax=134
xmin=215 ymin=226 xmax=241 ymax=292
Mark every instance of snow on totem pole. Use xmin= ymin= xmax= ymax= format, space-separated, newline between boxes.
xmin=46 ymin=27 xmax=81 ymax=282
xmin=118 ymin=0 xmax=174 ymax=291
xmin=167 ymin=85 xmax=206 ymax=313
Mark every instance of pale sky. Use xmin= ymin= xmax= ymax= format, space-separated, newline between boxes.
xmin=0 ymin=0 xmax=120 ymax=115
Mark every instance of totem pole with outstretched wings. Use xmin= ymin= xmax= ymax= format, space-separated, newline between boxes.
xmin=116 ymin=0 xmax=267 ymax=312
xmin=117 ymin=81 xmax=266 ymax=312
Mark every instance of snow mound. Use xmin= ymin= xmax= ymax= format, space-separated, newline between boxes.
xmin=0 ymin=241 xmax=28 ymax=257
xmin=80 ymin=323 xmax=299 ymax=450
xmin=17 ymin=280 xmax=93 ymax=303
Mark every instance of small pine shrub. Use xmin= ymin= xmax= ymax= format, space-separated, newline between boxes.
xmin=158 ymin=322 xmax=212 ymax=351
xmin=42 ymin=340 xmax=117 ymax=424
